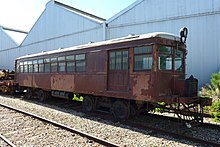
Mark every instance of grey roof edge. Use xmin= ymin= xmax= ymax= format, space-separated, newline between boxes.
xmin=0 ymin=26 xmax=19 ymax=46
xmin=106 ymin=0 xmax=144 ymax=24
xmin=54 ymin=1 xmax=106 ymax=22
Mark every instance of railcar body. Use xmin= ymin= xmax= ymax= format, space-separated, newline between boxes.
xmin=15 ymin=30 xmax=211 ymax=121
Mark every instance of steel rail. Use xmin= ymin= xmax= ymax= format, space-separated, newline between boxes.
xmin=125 ymin=121 xmax=220 ymax=147
xmin=0 ymin=133 xmax=16 ymax=147
xmin=0 ymin=103 xmax=118 ymax=147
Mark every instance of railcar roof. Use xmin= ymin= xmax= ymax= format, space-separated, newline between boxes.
xmin=17 ymin=32 xmax=180 ymax=60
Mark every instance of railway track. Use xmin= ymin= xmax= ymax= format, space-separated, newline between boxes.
xmin=0 ymin=133 xmax=16 ymax=147
xmin=0 ymin=103 xmax=118 ymax=147
xmin=1 ymin=95 xmax=220 ymax=146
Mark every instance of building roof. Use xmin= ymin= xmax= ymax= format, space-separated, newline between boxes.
xmin=17 ymin=32 xmax=180 ymax=60
xmin=54 ymin=1 xmax=106 ymax=23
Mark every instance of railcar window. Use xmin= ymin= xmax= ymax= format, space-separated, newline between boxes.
xmin=33 ymin=60 xmax=38 ymax=73
xmin=109 ymin=52 xmax=115 ymax=70
xmin=58 ymin=56 xmax=65 ymax=62
xmin=44 ymin=58 xmax=50 ymax=63
xmin=34 ymin=64 xmax=38 ymax=73
xmin=28 ymin=65 xmax=33 ymax=73
xmin=45 ymin=63 xmax=50 ymax=73
xmin=51 ymin=57 xmax=57 ymax=62
xmin=51 ymin=63 xmax=57 ymax=73
xmin=19 ymin=62 xmax=24 ymax=73
xmin=39 ymin=64 xmax=44 ymax=72
xmin=134 ymin=46 xmax=152 ymax=71
xmin=116 ymin=51 xmax=122 ymax=70
xmin=24 ymin=65 xmax=28 ymax=73
xmin=175 ymin=49 xmax=183 ymax=71
xmin=76 ymin=54 xmax=85 ymax=60
xmin=27 ymin=61 xmax=33 ymax=73
xmin=158 ymin=46 xmax=172 ymax=70
xmin=66 ymin=55 xmax=75 ymax=61
xmin=109 ymin=50 xmax=128 ymax=70
xmin=20 ymin=65 xmax=24 ymax=73
xmin=58 ymin=62 xmax=66 ymax=72
xmin=122 ymin=51 xmax=128 ymax=70
xmin=76 ymin=54 xmax=86 ymax=72
xmin=67 ymin=62 xmax=75 ymax=72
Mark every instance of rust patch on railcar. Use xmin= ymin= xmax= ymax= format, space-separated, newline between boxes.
xmin=51 ymin=74 xmax=74 ymax=91
xmin=32 ymin=74 xmax=51 ymax=89
xmin=132 ymin=74 xmax=151 ymax=100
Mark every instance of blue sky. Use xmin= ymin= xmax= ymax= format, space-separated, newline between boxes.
xmin=0 ymin=0 xmax=136 ymax=44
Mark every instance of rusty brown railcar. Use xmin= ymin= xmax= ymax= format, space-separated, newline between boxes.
xmin=15 ymin=30 xmax=211 ymax=123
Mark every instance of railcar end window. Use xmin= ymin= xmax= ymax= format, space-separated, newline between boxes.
xmin=158 ymin=46 xmax=172 ymax=70
xmin=134 ymin=46 xmax=152 ymax=71
xmin=175 ymin=49 xmax=183 ymax=71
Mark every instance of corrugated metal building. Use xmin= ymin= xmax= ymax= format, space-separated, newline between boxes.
xmin=0 ymin=0 xmax=219 ymax=87
xmin=106 ymin=0 xmax=220 ymax=87
xmin=0 ymin=26 xmax=19 ymax=69
xmin=1 ymin=0 xmax=105 ymax=70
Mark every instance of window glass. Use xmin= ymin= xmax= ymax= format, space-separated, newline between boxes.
xmin=28 ymin=61 xmax=32 ymax=65
xmin=33 ymin=60 xmax=38 ymax=64
xmin=158 ymin=46 xmax=172 ymax=54
xmin=58 ymin=62 xmax=66 ymax=72
xmin=76 ymin=54 xmax=85 ymax=60
xmin=134 ymin=55 xmax=152 ymax=70
xmin=158 ymin=55 xmax=172 ymax=70
xmin=24 ymin=61 xmax=28 ymax=65
xmin=116 ymin=51 xmax=122 ymax=70
xmin=134 ymin=46 xmax=152 ymax=71
xmin=24 ymin=65 xmax=28 ymax=73
xmin=44 ymin=58 xmax=50 ymax=63
xmin=67 ymin=62 xmax=75 ymax=72
xmin=20 ymin=66 xmax=24 ymax=73
xmin=58 ymin=56 xmax=65 ymax=61
xmin=109 ymin=52 xmax=115 ymax=70
xmin=175 ymin=49 xmax=183 ymax=71
xmin=19 ymin=62 xmax=24 ymax=66
xmin=158 ymin=46 xmax=172 ymax=70
xmin=51 ymin=63 xmax=57 ymax=73
xmin=38 ymin=59 xmax=43 ymax=64
xmin=122 ymin=51 xmax=128 ymax=70
xmin=34 ymin=64 xmax=38 ymax=73
xmin=51 ymin=57 xmax=57 ymax=62
xmin=76 ymin=61 xmax=85 ymax=72
xmin=39 ymin=64 xmax=44 ymax=72
xmin=28 ymin=65 xmax=33 ymax=73
xmin=45 ymin=63 xmax=50 ymax=73
xmin=66 ymin=55 xmax=75 ymax=61
xmin=134 ymin=46 xmax=152 ymax=54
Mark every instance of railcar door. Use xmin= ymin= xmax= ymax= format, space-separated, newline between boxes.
xmin=108 ymin=49 xmax=129 ymax=91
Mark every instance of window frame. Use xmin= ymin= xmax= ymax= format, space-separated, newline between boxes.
xmin=133 ymin=45 xmax=153 ymax=71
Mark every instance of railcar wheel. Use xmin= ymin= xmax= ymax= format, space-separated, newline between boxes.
xmin=24 ymin=88 xmax=32 ymax=99
xmin=83 ymin=96 xmax=94 ymax=112
xmin=38 ymin=90 xmax=47 ymax=102
xmin=112 ymin=100 xmax=130 ymax=121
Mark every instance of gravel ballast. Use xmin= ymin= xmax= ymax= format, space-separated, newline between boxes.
xmin=0 ymin=95 xmax=216 ymax=146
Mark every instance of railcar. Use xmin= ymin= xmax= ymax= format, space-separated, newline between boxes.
xmin=15 ymin=28 xmax=211 ymax=123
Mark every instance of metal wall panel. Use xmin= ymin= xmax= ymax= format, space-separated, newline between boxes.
xmin=0 ymin=28 xmax=18 ymax=50
xmin=22 ymin=1 xmax=103 ymax=46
